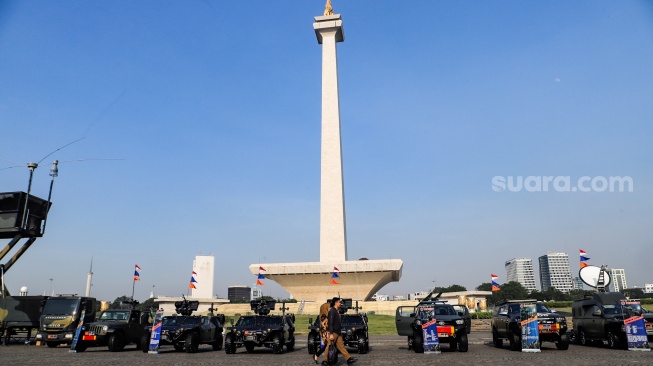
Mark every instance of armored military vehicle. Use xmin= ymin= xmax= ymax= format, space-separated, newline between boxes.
xmin=0 ymin=295 xmax=47 ymax=345
xmin=141 ymin=297 xmax=224 ymax=353
xmin=36 ymin=296 xmax=96 ymax=347
xmin=224 ymin=299 xmax=295 ymax=354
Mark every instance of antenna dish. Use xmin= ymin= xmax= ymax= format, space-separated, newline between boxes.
xmin=579 ymin=265 xmax=611 ymax=288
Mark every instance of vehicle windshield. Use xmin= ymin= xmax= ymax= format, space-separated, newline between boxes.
xmin=42 ymin=299 xmax=78 ymax=316
xmin=418 ymin=305 xmax=455 ymax=318
xmin=99 ymin=311 xmax=131 ymax=321
xmin=342 ymin=315 xmax=365 ymax=326
xmin=508 ymin=303 xmax=552 ymax=314
xmin=161 ymin=316 xmax=201 ymax=327
xmin=603 ymin=304 xmax=622 ymax=315
xmin=236 ymin=316 xmax=282 ymax=327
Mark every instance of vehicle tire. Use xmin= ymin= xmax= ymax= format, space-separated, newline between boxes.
xmin=224 ymin=333 xmax=236 ymax=354
xmin=307 ymin=332 xmax=318 ymax=354
xmin=412 ymin=333 xmax=424 ymax=353
xmin=458 ymin=334 xmax=469 ymax=352
xmin=46 ymin=341 xmax=58 ymax=348
xmin=272 ymin=333 xmax=284 ymax=354
xmin=184 ymin=332 xmax=199 ymax=353
xmin=357 ymin=336 xmax=368 ymax=354
xmin=556 ymin=333 xmax=569 ymax=350
xmin=245 ymin=342 xmax=255 ymax=352
xmin=107 ymin=333 xmax=125 ymax=352
xmin=606 ymin=330 xmax=618 ymax=349
xmin=509 ymin=333 xmax=521 ymax=351
xmin=286 ymin=335 xmax=295 ymax=352
xmin=449 ymin=339 xmax=457 ymax=351
xmin=141 ymin=334 xmax=150 ymax=353
xmin=212 ymin=333 xmax=223 ymax=351
xmin=492 ymin=329 xmax=503 ymax=348
xmin=173 ymin=343 xmax=184 ymax=352
xmin=579 ymin=328 xmax=588 ymax=346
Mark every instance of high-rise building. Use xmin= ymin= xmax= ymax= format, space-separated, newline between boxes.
xmin=538 ymin=253 xmax=574 ymax=293
xmin=573 ymin=276 xmax=584 ymax=290
xmin=608 ymin=268 xmax=627 ymax=292
xmin=191 ymin=254 xmax=215 ymax=299
xmin=505 ymin=258 xmax=537 ymax=292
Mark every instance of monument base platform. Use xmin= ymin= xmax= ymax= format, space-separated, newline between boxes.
xmin=249 ymin=259 xmax=403 ymax=302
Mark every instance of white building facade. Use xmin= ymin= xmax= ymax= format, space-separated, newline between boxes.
xmin=505 ymin=258 xmax=537 ymax=292
xmin=608 ymin=268 xmax=627 ymax=293
xmin=538 ymin=252 xmax=574 ymax=293
xmin=644 ymin=284 xmax=653 ymax=294
xmin=190 ymin=254 xmax=215 ymax=299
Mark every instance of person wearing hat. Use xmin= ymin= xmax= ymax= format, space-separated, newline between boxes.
xmin=326 ymin=297 xmax=357 ymax=364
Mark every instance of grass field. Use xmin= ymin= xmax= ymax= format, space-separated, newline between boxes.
xmin=223 ymin=314 xmax=397 ymax=336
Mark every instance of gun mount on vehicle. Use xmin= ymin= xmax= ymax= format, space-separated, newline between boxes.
xmin=141 ymin=296 xmax=224 ymax=353
xmin=224 ymin=299 xmax=296 ymax=355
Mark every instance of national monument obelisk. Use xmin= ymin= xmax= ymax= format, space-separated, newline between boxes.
xmin=249 ymin=1 xmax=402 ymax=301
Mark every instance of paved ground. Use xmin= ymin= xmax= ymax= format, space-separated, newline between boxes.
xmin=1 ymin=333 xmax=652 ymax=365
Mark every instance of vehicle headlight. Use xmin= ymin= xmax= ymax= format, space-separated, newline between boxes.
xmin=236 ymin=331 xmax=242 ymax=336
xmin=65 ymin=334 xmax=73 ymax=339
xmin=36 ymin=334 xmax=42 ymax=339
xmin=262 ymin=330 xmax=268 ymax=336
xmin=556 ymin=317 xmax=565 ymax=323
xmin=415 ymin=320 xmax=422 ymax=326
xmin=455 ymin=319 xmax=464 ymax=325
xmin=102 ymin=325 xmax=109 ymax=332
xmin=347 ymin=330 xmax=353 ymax=335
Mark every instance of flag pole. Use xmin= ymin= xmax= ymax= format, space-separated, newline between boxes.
xmin=131 ymin=277 xmax=136 ymax=302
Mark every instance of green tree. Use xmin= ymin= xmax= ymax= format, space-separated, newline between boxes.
xmin=110 ymin=295 xmax=131 ymax=309
xmin=491 ymin=281 xmax=529 ymax=303
xmin=476 ymin=283 xmax=492 ymax=291
xmin=439 ymin=284 xmax=467 ymax=293
xmin=623 ymin=287 xmax=645 ymax=298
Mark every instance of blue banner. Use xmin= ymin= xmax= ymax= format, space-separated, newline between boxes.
xmin=69 ymin=308 xmax=86 ymax=353
xmin=621 ymin=300 xmax=651 ymax=351
xmin=421 ymin=319 xmax=441 ymax=354
xmin=148 ymin=309 xmax=164 ymax=354
xmin=520 ymin=303 xmax=540 ymax=352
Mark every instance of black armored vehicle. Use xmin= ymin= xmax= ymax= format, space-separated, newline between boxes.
xmin=395 ymin=292 xmax=470 ymax=353
xmin=141 ymin=297 xmax=225 ymax=353
xmin=78 ymin=305 xmax=152 ymax=352
xmin=224 ymin=299 xmax=295 ymax=354
xmin=307 ymin=299 xmax=369 ymax=354
xmin=572 ymin=292 xmax=628 ymax=348
xmin=491 ymin=299 xmax=569 ymax=351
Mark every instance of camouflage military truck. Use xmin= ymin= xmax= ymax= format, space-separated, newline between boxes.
xmin=0 ymin=295 xmax=48 ymax=345
xmin=36 ymin=296 xmax=96 ymax=347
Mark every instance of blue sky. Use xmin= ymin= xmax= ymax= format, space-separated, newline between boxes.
xmin=1 ymin=1 xmax=652 ymax=301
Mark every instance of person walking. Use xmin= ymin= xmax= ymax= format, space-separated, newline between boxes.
xmin=312 ymin=301 xmax=330 ymax=364
xmin=326 ymin=297 xmax=357 ymax=365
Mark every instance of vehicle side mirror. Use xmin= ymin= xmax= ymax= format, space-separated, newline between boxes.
xmin=551 ymin=309 xmax=557 ymax=313
xmin=230 ymin=319 xmax=234 ymax=326
xmin=592 ymin=309 xmax=602 ymax=317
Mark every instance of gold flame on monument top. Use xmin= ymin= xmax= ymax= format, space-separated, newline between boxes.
xmin=324 ymin=0 xmax=334 ymax=16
